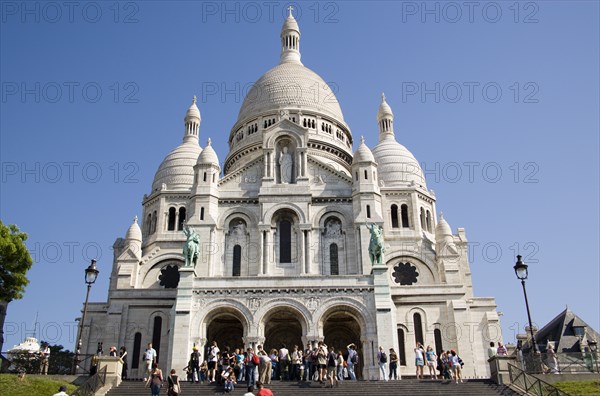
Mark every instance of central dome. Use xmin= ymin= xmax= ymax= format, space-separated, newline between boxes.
xmin=236 ymin=62 xmax=345 ymax=124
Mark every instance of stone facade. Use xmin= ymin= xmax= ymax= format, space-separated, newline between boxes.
xmin=79 ymin=12 xmax=501 ymax=380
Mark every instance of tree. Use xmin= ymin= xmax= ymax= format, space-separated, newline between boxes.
xmin=0 ymin=220 xmax=34 ymax=353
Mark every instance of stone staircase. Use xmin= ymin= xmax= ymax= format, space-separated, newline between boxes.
xmin=106 ymin=378 xmax=522 ymax=395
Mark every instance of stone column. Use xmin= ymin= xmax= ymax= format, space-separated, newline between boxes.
xmin=167 ymin=267 xmax=194 ymax=376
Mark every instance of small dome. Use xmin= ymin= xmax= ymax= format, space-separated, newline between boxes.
xmin=125 ymin=216 xmax=142 ymax=241
xmin=197 ymin=138 xmax=219 ymax=165
xmin=353 ymin=136 xmax=375 ymax=163
xmin=377 ymin=93 xmax=393 ymax=120
xmin=435 ymin=213 xmax=452 ymax=237
xmin=372 ymin=134 xmax=426 ymax=187
xmin=185 ymin=95 xmax=201 ymax=121
xmin=152 ymin=141 xmax=202 ymax=192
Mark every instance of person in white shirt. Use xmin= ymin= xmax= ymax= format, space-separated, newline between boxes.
xmin=143 ymin=343 xmax=157 ymax=381
xmin=243 ymin=385 xmax=255 ymax=396
xmin=207 ymin=341 xmax=220 ymax=383
xmin=278 ymin=344 xmax=290 ymax=380
xmin=488 ymin=342 xmax=497 ymax=359
xmin=39 ymin=343 xmax=51 ymax=375
xmin=53 ymin=385 xmax=68 ymax=396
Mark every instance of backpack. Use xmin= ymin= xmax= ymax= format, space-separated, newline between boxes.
xmin=252 ymin=353 xmax=260 ymax=365
xmin=327 ymin=352 xmax=337 ymax=367
xmin=380 ymin=352 xmax=387 ymax=363
xmin=351 ymin=353 xmax=358 ymax=364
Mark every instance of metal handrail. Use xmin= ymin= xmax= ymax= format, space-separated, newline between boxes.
xmin=522 ymin=351 xmax=599 ymax=374
xmin=71 ymin=366 xmax=107 ymax=396
xmin=508 ymin=363 xmax=571 ymax=396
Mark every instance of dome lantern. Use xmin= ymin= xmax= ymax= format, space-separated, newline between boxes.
xmin=280 ymin=6 xmax=301 ymax=64
xmin=377 ymin=92 xmax=394 ymax=139
xmin=184 ymin=95 xmax=201 ymax=143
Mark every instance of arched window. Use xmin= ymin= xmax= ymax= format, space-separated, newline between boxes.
xmin=200 ymin=207 xmax=205 ymax=221
xmin=366 ymin=205 xmax=371 ymax=218
xmin=151 ymin=211 xmax=157 ymax=234
xmin=177 ymin=207 xmax=186 ymax=231
xmin=232 ymin=245 xmax=241 ymax=277
xmin=203 ymin=172 xmax=207 ymax=182
xmin=330 ymin=243 xmax=339 ymax=275
xmin=420 ymin=208 xmax=425 ymax=230
xmin=414 ymin=313 xmax=424 ymax=345
xmin=426 ymin=210 xmax=432 ymax=232
xmin=167 ymin=207 xmax=176 ymax=231
xmin=401 ymin=204 xmax=410 ymax=228
xmin=146 ymin=213 xmax=152 ymax=235
xmin=152 ymin=317 xmax=162 ymax=363
xmin=391 ymin=204 xmax=399 ymax=228
xmin=364 ymin=170 xmax=368 ymax=180
xmin=132 ymin=332 xmax=142 ymax=369
xmin=280 ymin=220 xmax=292 ymax=263
xmin=355 ymin=172 xmax=358 ymax=181
xmin=397 ymin=328 xmax=407 ymax=365
xmin=434 ymin=328 xmax=443 ymax=356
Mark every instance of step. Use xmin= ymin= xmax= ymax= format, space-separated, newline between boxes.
xmin=106 ymin=378 xmax=521 ymax=396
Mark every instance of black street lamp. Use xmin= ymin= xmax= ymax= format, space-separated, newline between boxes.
xmin=72 ymin=259 xmax=99 ymax=374
xmin=513 ymin=255 xmax=539 ymax=355
xmin=588 ymin=339 xmax=599 ymax=373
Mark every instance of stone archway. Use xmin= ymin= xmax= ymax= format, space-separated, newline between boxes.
xmin=206 ymin=310 xmax=245 ymax=354
xmin=322 ymin=310 xmax=363 ymax=379
xmin=263 ymin=309 xmax=304 ymax=353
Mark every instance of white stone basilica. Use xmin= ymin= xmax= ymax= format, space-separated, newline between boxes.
xmin=81 ymin=12 xmax=501 ymax=379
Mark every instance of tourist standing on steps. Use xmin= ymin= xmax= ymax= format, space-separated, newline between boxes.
xmin=450 ymin=350 xmax=463 ymax=383
xmin=245 ymin=347 xmax=258 ymax=387
xmin=414 ymin=343 xmax=425 ymax=379
xmin=496 ymin=342 xmax=508 ymax=356
xmin=143 ymin=343 xmax=157 ymax=381
xmin=326 ymin=347 xmax=339 ymax=388
xmin=207 ymin=341 xmax=220 ymax=383
xmin=278 ymin=344 xmax=290 ymax=380
xmin=488 ymin=342 xmax=497 ymax=359
xmin=189 ymin=346 xmax=201 ymax=383
xmin=336 ymin=350 xmax=345 ymax=382
xmin=388 ymin=348 xmax=399 ymax=380
xmin=377 ymin=346 xmax=388 ymax=381
xmin=346 ymin=343 xmax=358 ymax=380
xmin=119 ymin=346 xmax=128 ymax=380
xmin=167 ymin=369 xmax=181 ymax=396
xmin=145 ymin=365 xmax=163 ymax=396
xmin=316 ymin=343 xmax=327 ymax=383
xmin=426 ymin=345 xmax=437 ymax=379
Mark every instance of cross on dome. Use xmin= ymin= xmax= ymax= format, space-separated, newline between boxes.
xmin=288 ymin=5 xmax=294 ymax=17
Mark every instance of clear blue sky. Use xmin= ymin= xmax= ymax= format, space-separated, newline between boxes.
xmin=1 ymin=1 xmax=598 ymax=351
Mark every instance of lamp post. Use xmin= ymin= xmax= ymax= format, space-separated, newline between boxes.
xmin=513 ymin=255 xmax=539 ymax=356
xmin=72 ymin=259 xmax=99 ymax=374
xmin=588 ymin=339 xmax=599 ymax=373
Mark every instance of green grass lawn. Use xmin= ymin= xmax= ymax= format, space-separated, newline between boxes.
xmin=553 ymin=380 xmax=600 ymax=396
xmin=0 ymin=374 xmax=78 ymax=396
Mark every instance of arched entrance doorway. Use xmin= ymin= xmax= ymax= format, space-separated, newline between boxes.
xmin=262 ymin=308 xmax=304 ymax=353
xmin=322 ymin=309 xmax=363 ymax=379
xmin=206 ymin=308 xmax=245 ymax=355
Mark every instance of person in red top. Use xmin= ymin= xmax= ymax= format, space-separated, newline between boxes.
xmin=256 ymin=381 xmax=274 ymax=396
